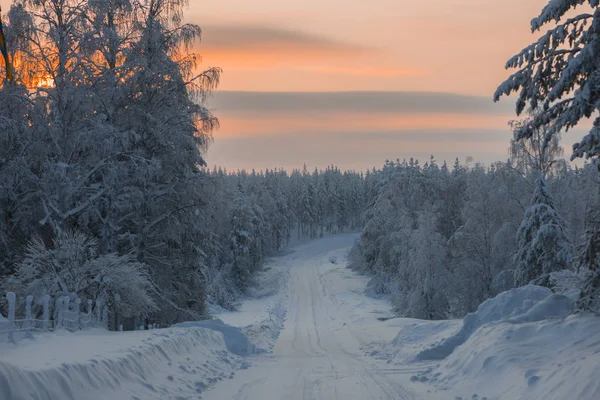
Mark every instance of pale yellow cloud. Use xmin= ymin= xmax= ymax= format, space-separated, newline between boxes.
xmin=214 ymin=112 xmax=513 ymax=139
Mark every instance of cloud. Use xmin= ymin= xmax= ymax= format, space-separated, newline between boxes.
xmin=213 ymin=112 xmax=514 ymax=138
xmin=200 ymin=25 xmax=370 ymax=54
xmin=298 ymin=65 xmax=428 ymax=77
xmin=206 ymin=91 xmax=515 ymax=116
xmin=196 ymin=25 xmax=375 ymax=69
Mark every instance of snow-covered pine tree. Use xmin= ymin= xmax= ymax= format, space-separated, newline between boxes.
xmin=229 ymin=189 xmax=258 ymax=291
xmin=494 ymin=1 xmax=600 ymax=163
xmin=514 ymin=177 xmax=573 ymax=287
xmin=576 ymin=177 xmax=600 ymax=313
xmin=495 ymin=0 xmax=600 ymax=305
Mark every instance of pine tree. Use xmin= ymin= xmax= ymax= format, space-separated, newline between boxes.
xmin=514 ymin=177 xmax=573 ymax=287
xmin=495 ymin=1 xmax=600 ymax=163
xmin=576 ymin=181 xmax=600 ymax=313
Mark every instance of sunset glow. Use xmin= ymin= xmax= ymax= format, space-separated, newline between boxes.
xmin=215 ymin=112 xmax=515 ymax=139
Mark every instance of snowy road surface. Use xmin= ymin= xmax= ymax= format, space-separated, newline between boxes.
xmin=3 ymin=234 xmax=598 ymax=400
xmin=205 ymin=234 xmax=416 ymax=400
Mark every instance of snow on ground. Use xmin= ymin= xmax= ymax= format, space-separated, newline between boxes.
xmin=416 ymin=285 xmax=559 ymax=361
xmin=212 ymin=248 xmax=292 ymax=352
xmin=427 ymin=313 xmax=600 ymax=400
xmin=364 ymin=318 xmax=462 ymax=365
xmin=3 ymin=234 xmax=599 ymax=400
xmin=367 ymin=284 xmax=600 ymax=400
xmin=202 ymin=233 xmax=420 ymax=400
xmin=0 ymin=325 xmax=250 ymax=400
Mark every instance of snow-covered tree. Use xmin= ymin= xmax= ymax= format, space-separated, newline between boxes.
xmin=514 ymin=177 xmax=573 ymax=287
xmin=448 ymin=166 xmax=520 ymax=313
xmin=11 ymin=231 xmax=156 ymax=329
xmin=495 ymin=0 xmax=600 ymax=306
xmin=494 ymin=1 xmax=600 ymax=163
xmin=0 ymin=82 xmax=37 ymax=277
xmin=576 ymin=178 xmax=600 ymax=313
xmin=509 ymin=111 xmax=564 ymax=179
xmin=404 ymin=212 xmax=449 ymax=320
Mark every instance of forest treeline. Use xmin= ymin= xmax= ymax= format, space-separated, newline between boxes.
xmin=350 ymin=156 xmax=599 ymax=319
xmin=2 ymin=0 xmax=600 ymax=329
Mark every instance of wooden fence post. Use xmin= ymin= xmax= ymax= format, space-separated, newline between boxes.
xmin=6 ymin=292 xmax=15 ymax=342
xmin=96 ymin=298 xmax=103 ymax=325
xmin=42 ymin=294 xmax=50 ymax=330
xmin=25 ymin=295 xmax=33 ymax=330
xmin=55 ymin=297 xmax=63 ymax=329
xmin=62 ymin=296 xmax=70 ymax=330
xmin=75 ymin=298 xmax=81 ymax=330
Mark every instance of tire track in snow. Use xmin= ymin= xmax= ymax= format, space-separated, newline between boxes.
xmin=203 ymin=234 xmax=417 ymax=400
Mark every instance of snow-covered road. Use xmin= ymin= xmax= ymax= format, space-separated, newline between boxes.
xmin=5 ymin=234 xmax=596 ymax=399
xmin=204 ymin=234 xmax=416 ymax=400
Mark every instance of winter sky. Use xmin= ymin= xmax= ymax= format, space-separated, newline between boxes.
xmin=189 ymin=0 xmax=591 ymax=172
xmin=0 ymin=0 xmax=585 ymax=171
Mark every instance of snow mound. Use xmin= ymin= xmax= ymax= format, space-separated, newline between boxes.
xmin=506 ymin=293 xmax=573 ymax=324
xmin=417 ymin=285 xmax=553 ymax=360
xmin=212 ymin=251 xmax=291 ymax=353
xmin=173 ymin=319 xmax=259 ymax=356
xmin=0 ymin=327 xmax=248 ymax=400
xmin=364 ymin=318 xmax=462 ymax=364
xmin=242 ymin=300 xmax=287 ymax=352
xmin=425 ymin=314 xmax=600 ymax=400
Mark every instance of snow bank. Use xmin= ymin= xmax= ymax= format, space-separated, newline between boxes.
xmin=417 ymin=285 xmax=556 ymax=360
xmin=365 ymin=285 xmax=597 ymax=399
xmin=213 ymin=250 xmax=291 ymax=353
xmin=242 ymin=300 xmax=287 ymax=352
xmin=0 ymin=327 xmax=249 ymax=400
xmin=424 ymin=314 xmax=600 ymax=400
xmin=173 ymin=319 xmax=259 ymax=355
xmin=506 ymin=293 xmax=574 ymax=324
xmin=364 ymin=318 xmax=462 ymax=364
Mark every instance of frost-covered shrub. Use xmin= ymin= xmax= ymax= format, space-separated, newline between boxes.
xmin=534 ymin=269 xmax=583 ymax=294
xmin=347 ymin=241 xmax=366 ymax=273
xmin=14 ymin=231 xmax=156 ymax=326
xmin=492 ymin=269 xmax=515 ymax=295
xmin=201 ymin=261 xmax=240 ymax=310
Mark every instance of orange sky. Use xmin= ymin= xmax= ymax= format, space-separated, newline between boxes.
xmin=185 ymin=0 xmax=588 ymax=170
xmin=1 ymin=0 xmax=588 ymax=171
xmin=187 ymin=0 xmax=550 ymax=94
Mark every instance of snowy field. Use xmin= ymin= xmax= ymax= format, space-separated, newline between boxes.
xmin=1 ymin=233 xmax=600 ymax=399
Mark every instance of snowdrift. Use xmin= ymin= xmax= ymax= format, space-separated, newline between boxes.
xmin=416 ymin=285 xmax=569 ymax=361
xmin=426 ymin=314 xmax=600 ymax=400
xmin=0 ymin=326 xmax=252 ymax=400
xmin=173 ymin=319 xmax=259 ymax=355
xmin=369 ymin=285 xmax=600 ymax=399
xmin=241 ymin=300 xmax=287 ymax=352
xmin=212 ymin=251 xmax=291 ymax=353
xmin=364 ymin=318 xmax=462 ymax=364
